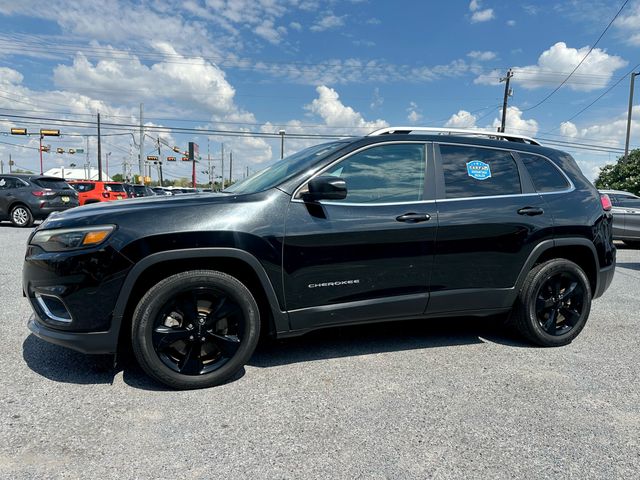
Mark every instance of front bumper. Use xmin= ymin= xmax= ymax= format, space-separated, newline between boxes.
xmin=28 ymin=313 xmax=118 ymax=354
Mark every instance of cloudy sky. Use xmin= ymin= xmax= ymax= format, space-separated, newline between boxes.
xmin=0 ymin=0 xmax=638 ymax=182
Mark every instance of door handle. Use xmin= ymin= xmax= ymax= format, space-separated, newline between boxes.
xmin=517 ymin=207 xmax=544 ymax=216
xmin=396 ymin=213 xmax=431 ymax=223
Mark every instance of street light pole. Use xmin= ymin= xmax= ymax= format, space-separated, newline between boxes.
xmin=279 ymin=129 xmax=285 ymax=159
xmin=624 ymin=72 xmax=640 ymax=161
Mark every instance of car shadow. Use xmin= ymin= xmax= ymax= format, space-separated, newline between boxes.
xmin=22 ymin=316 xmax=530 ymax=391
xmin=617 ymin=262 xmax=640 ymax=271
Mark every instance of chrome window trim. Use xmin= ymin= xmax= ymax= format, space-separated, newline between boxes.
xmin=436 ymin=142 xmax=575 ymax=199
xmin=35 ymin=293 xmax=73 ymax=323
xmin=291 ymin=141 xmax=428 ymax=205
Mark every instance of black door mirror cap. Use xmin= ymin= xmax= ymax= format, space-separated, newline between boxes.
xmin=303 ymin=176 xmax=347 ymax=202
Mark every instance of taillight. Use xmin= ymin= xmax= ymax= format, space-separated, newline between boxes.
xmin=32 ymin=189 xmax=55 ymax=197
xmin=600 ymin=194 xmax=612 ymax=211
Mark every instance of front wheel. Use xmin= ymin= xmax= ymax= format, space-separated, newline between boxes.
xmin=131 ymin=270 xmax=260 ymax=389
xmin=511 ymin=259 xmax=591 ymax=347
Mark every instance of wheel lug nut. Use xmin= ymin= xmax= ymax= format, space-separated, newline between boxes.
xmin=198 ymin=318 xmax=205 ymax=325
xmin=200 ymin=337 xmax=206 ymax=342
xmin=189 ymin=335 xmax=194 ymax=341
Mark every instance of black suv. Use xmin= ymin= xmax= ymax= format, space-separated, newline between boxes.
xmin=23 ymin=128 xmax=615 ymax=389
xmin=0 ymin=174 xmax=78 ymax=227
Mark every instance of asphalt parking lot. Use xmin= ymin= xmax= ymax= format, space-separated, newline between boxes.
xmin=1 ymin=224 xmax=639 ymax=479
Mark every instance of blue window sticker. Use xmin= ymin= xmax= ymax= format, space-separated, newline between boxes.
xmin=466 ymin=160 xmax=491 ymax=180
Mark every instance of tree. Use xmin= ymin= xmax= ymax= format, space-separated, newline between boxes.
xmin=594 ymin=149 xmax=640 ymax=195
xmin=111 ymin=173 xmax=124 ymax=182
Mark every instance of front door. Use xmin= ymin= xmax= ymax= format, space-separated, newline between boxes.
xmin=282 ymin=142 xmax=437 ymax=331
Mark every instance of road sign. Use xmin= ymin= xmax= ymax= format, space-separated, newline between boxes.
xmin=188 ymin=142 xmax=199 ymax=161
xmin=75 ymin=148 xmax=84 ymax=153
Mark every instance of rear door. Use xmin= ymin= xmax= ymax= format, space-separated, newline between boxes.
xmin=619 ymin=199 xmax=640 ymax=239
xmin=0 ymin=176 xmax=20 ymax=216
xmin=283 ymin=141 xmax=437 ymax=330
xmin=429 ymin=143 xmax=554 ymax=314
xmin=608 ymin=194 xmax=626 ymax=238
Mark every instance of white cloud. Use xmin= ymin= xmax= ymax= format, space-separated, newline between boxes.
xmin=370 ymin=87 xmax=384 ymax=109
xmin=509 ymin=42 xmax=627 ymax=91
xmin=559 ymin=121 xmax=579 ymax=138
xmin=445 ymin=110 xmax=478 ymax=128
xmin=406 ymin=102 xmax=423 ymax=123
xmin=305 ymin=86 xmax=387 ymax=132
xmin=614 ymin=3 xmax=640 ymax=45
xmin=469 ymin=0 xmax=495 ymax=23
xmin=310 ymin=12 xmax=346 ymax=32
xmin=289 ymin=21 xmax=302 ymax=31
xmin=467 ymin=50 xmax=497 ymax=61
xmin=492 ymin=106 xmax=539 ymax=137
xmin=506 ymin=19 xmax=516 ymax=26
xmin=474 ymin=68 xmax=501 ymax=86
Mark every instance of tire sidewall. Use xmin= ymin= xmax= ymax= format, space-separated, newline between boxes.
xmin=524 ymin=260 xmax=591 ymax=346
xmin=132 ymin=271 xmax=260 ymax=389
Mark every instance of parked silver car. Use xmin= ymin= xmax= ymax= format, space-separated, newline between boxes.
xmin=600 ymin=189 xmax=640 ymax=247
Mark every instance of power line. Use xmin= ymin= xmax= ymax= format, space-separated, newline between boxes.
xmin=521 ymin=0 xmax=629 ymax=112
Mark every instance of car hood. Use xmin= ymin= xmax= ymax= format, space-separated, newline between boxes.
xmin=38 ymin=191 xmax=268 ymax=231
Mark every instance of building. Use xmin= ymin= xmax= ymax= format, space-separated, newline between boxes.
xmin=44 ymin=168 xmax=112 ymax=181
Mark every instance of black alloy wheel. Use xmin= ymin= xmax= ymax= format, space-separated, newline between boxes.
xmin=132 ymin=270 xmax=260 ymax=389
xmin=534 ymin=271 xmax=586 ymax=337
xmin=512 ymin=259 xmax=591 ymax=346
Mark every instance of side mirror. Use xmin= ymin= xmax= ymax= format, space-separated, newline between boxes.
xmin=302 ymin=176 xmax=347 ymax=202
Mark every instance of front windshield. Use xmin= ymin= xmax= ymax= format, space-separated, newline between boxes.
xmin=224 ymin=141 xmax=347 ymax=194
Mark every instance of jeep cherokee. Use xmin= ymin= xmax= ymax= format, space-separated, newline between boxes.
xmin=22 ymin=127 xmax=616 ymax=389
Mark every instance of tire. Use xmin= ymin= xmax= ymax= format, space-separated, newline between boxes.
xmin=623 ymin=240 xmax=640 ymax=249
xmin=131 ymin=270 xmax=260 ymax=390
xmin=10 ymin=204 xmax=33 ymax=227
xmin=511 ymin=259 xmax=591 ymax=347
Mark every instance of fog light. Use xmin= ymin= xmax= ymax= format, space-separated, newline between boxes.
xmin=35 ymin=293 xmax=72 ymax=323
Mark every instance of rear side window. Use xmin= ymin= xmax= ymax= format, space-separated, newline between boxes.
xmin=33 ymin=178 xmax=72 ymax=190
xmin=105 ymin=183 xmax=125 ymax=192
xmin=519 ymin=153 xmax=570 ymax=192
xmin=439 ymin=145 xmax=521 ymax=199
xmin=324 ymin=143 xmax=425 ymax=203
xmin=71 ymin=182 xmax=95 ymax=192
xmin=0 ymin=177 xmax=19 ymax=189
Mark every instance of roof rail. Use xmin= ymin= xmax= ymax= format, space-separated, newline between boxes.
xmin=367 ymin=126 xmax=541 ymax=146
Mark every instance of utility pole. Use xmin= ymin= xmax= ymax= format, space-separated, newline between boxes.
xmin=157 ymin=138 xmax=164 ymax=186
xmin=499 ymin=69 xmax=513 ymax=133
xmin=39 ymin=133 xmax=44 ymax=174
xmin=207 ymin=138 xmax=213 ymax=189
xmin=105 ymin=152 xmax=111 ymax=178
xmin=279 ymin=129 xmax=285 ymax=159
xmin=1 ymin=159 xmax=3 ymax=174
xmin=139 ymin=103 xmax=144 ymax=184
xmin=97 ymin=111 xmax=103 ymax=181
xmin=624 ymin=72 xmax=640 ymax=161
xmin=221 ymin=143 xmax=224 ymax=190
xmin=229 ymin=150 xmax=233 ymax=186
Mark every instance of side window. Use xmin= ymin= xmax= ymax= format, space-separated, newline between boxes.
xmin=439 ymin=145 xmax=521 ymax=199
xmin=0 ymin=177 xmax=17 ymax=189
xmin=324 ymin=143 xmax=425 ymax=203
xmin=519 ymin=153 xmax=570 ymax=193
xmin=608 ymin=194 xmax=620 ymax=206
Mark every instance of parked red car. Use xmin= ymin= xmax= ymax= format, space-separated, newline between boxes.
xmin=67 ymin=180 xmax=128 ymax=206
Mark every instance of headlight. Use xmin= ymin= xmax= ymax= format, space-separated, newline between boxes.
xmin=31 ymin=225 xmax=116 ymax=252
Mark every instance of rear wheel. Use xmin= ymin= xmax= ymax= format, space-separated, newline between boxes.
xmin=10 ymin=204 xmax=33 ymax=227
xmin=131 ymin=270 xmax=260 ymax=389
xmin=511 ymin=259 xmax=591 ymax=346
